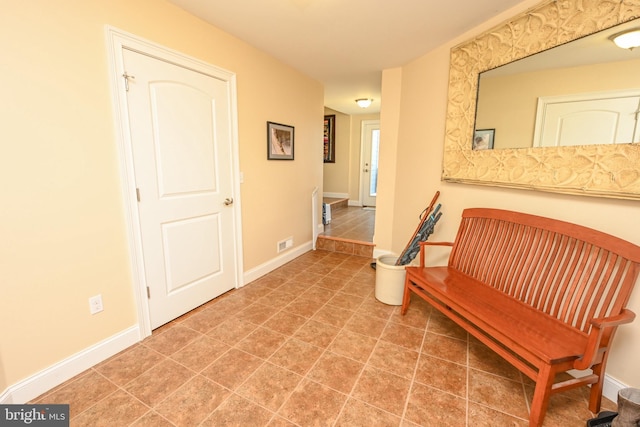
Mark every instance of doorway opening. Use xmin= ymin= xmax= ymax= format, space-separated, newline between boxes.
xmin=360 ymin=120 xmax=380 ymax=207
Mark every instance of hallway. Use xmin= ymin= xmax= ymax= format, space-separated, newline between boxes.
xmin=321 ymin=206 xmax=375 ymax=243
xmin=316 ymin=202 xmax=375 ymax=257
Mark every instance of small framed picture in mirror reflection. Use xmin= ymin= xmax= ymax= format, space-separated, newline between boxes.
xmin=473 ymin=129 xmax=495 ymax=150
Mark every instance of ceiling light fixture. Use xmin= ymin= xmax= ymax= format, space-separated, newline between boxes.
xmin=355 ymin=98 xmax=373 ymax=108
xmin=612 ymin=29 xmax=640 ymax=50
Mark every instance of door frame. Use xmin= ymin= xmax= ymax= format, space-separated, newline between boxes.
xmin=105 ymin=27 xmax=244 ymax=338
xmin=359 ymin=120 xmax=380 ymax=207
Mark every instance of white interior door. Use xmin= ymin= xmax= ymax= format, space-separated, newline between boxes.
xmin=360 ymin=120 xmax=380 ymax=207
xmin=534 ymin=91 xmax=640 ymax=147
xmin=123 ymin=48 xmax=238 ymax=329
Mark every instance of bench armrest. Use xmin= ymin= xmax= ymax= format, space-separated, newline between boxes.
xmin=591 ymin=309 xmax=636 ymax=328
xmin=573 ymin=309 xmax=636 ymax=370
xmin=418 ymin=241 xmax=454 ymax=268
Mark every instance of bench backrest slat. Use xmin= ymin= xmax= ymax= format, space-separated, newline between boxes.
xmin=525 ymin=229 xmax=554 ymax=308
xmin=569 ymin=245 xmax=603 ymax=328
xmin=449 ymin=209 xmax=640 ymax=334
xmin=551 ymin=238 xmax=583 ymax=320
xmin=579 ymin=250 xmax=614 ymax=327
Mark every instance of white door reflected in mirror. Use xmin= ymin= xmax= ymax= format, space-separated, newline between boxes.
xmin=534 ymin=90 xmax=640 ymax=147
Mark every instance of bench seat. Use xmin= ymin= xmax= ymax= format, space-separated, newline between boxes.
xmin=408 ymin=266 xmax=587 ymax=366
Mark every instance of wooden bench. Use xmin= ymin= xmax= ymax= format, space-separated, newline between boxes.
xmin=401 ymin=208 xmax=640 ymax=427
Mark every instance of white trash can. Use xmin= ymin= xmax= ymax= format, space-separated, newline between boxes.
xmin=375 ymin=255 xmax=406 ymax=305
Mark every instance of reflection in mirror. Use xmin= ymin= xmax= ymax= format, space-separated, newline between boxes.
xmin=475 ymin=19 xmax=640 ymax=150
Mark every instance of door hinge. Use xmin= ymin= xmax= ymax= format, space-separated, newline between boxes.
xmin=122 ymin=71 xmax=135 ymax=92
xmin=146 ymin=286 xmax=150 ymax=299
xmin=136 ymin=188 xmax=141 ymax=202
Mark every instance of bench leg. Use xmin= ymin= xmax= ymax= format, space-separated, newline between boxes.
xmin=588 ymin=359 xmax=606 ymax=414
xmin=530 ymin=364 xmax=555 ymax=427
xmin=400 ymin=277 xmax=412 ymax=315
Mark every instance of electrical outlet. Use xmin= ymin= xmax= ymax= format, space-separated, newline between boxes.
xmin=89 ymin=294 xmax=103 ymax=314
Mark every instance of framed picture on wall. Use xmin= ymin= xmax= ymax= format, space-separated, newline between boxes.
xmin=473 ymin=129 xmax=495 ymax=150
xmin=323 ymin=115 xmax=335 ymax=163
xmin=267 ymin=121 xmax=294 ymax=160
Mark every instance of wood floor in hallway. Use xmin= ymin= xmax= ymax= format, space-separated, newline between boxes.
xmin=320 ymin=206 xmax=374 ymax=243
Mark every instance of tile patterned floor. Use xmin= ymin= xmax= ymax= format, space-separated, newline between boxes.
xmin=32 ymin=250 xmax=615 ymax=426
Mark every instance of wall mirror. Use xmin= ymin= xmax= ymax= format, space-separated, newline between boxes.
xmin=442 ymin=0 xmax=640 ymax=199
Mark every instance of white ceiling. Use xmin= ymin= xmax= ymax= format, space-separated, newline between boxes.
xmin=166 ymin=0 xmax=525 ymax=114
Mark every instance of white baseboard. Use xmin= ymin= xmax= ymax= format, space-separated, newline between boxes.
xmin=322 ymin=192 xmax=348 ymax=199
xmin=602 ymin=373 xmax=626 ymax=403
xmin=0 ymin=325 xmax=140 ymax=404
xmin=243 ymin=240 xmax=313 ymax=285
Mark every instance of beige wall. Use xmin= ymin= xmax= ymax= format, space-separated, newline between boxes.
xmin=323 ymin=108 xmax=351 ymax=195
xmin=378 ymin=0 xmax=640 ymax=388
xmin=323 ymin=108 xmax=380 ymax=204
xmin=0 ymin=0 xmax=322 ymax=393
xmin=375 ymin=68 xmax=403 ymax=251
xmin=477 ymin=58 xmax=640 ymax=149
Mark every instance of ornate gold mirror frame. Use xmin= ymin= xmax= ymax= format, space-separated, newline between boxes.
xmin=442 ymin=0 xmax=640 ymax=200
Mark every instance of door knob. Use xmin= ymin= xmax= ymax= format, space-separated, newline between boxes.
xmin=224 ymin=198 xmax=234 ymax=206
